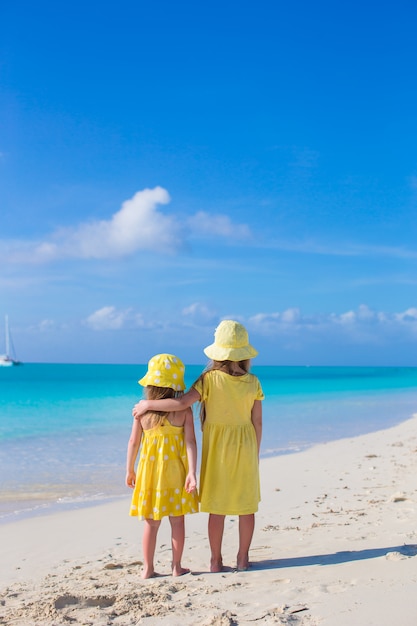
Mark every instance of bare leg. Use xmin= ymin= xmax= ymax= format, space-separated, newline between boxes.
xmin=142 ymin=519 xmax=161 ymax=578
xmin=237 ymin=513 xmax=255 ymax=570
xmin=169 ymin=515 xmax=189 ymax=576
xmin=208 ymin=514 xmax=225 ymax=572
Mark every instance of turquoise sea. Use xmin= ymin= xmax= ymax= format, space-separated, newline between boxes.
xmin=1 ymin=364 xmax=417 ymax=523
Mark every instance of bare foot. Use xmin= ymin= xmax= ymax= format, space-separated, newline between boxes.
xmin=141 ymin=567 xmax=161 ymax=579
xmin=236 ymin=552 xmax=250 ymax=571
xmin=210 ymin=558 xmax=224 ymax=573
xmin=172 ymin=565 xmax=190 ymax=577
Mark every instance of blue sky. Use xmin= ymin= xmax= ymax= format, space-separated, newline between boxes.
xmin=1 ymin=0 xmax=417 ymax=365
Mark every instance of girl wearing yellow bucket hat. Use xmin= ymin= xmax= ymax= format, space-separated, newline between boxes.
xmin=126 ymin=354 xmax=198 ymax=578
xmin=133 ymin=322 xmax=264 ymax=573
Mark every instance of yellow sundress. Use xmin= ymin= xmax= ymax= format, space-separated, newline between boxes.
xmin=129 ymin=418 xmax=199 ymax=520
xmin=194 ymin=370 xmax=264 ymax=516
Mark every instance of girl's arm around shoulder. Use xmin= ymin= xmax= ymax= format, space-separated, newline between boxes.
xmin=132 ymin=388 xmax=201 ymax=420
xmin=125 ymin=416 xmax=143 ymax=488
xmin=183 ymin=407 xmax=197 ymax=493
xmin=251 ymin=399 xmax=262 ymax=457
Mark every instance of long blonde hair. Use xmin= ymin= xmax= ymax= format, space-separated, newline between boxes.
xmin=196 ymin=359 xmax=250 ymax=428
xmin=144 ymin=386 xmax=183 ymax=428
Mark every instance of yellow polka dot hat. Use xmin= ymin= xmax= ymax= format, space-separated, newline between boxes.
xmin=138 ymin=354 xmax=186 ymax=391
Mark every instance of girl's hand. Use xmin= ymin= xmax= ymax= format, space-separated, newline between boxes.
xmin=132 ymin=400 xmax=149 ymax=420
xmin=126 ymin=470 xmax=136 ymax=488
xmin=185 ymin=472 xmax=197 ymax=493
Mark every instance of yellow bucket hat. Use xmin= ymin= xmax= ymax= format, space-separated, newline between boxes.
xmin=138 ymin=354 xmax=186 ymax=391
xmin=203 ymin=320 xmax=258 ymax=362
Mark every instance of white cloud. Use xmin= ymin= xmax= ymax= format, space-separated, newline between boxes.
xmin=250 ymin=312 xmax=281 ymax=325
xmin=85 ymin=306 xmax=149 ymax=331
xmin=182 ymin=302 xmax=217 ymax=323
xmin=395 ymin=308 xmax=417 ymax=322
xmin=31 ymin=304 xmax=417 ymax=361
xmin=35 ymin=304 xmax=417 ymax=339
xmin=338 ymin=310 xmax=356 ymax=324
xmin=4 ymin=186 xmax=254 ymax=264
xmin=247 ymin=305 xmax=417 ymax=343
xmin=38 ymin=319 xmax=56 ymax=332
xmin=337 ymin=304 xmax=376 ymax=325
xmin=281 ymin=308 xmax=301 ymax=323
xmin=35 ymin=186 xmax=181 ymax=261
xmin=85 ymin=307 xmax=127 ymax=330
xmin=187 ymin=211 xmax=251 ymax=240
xmin=250 ymin=309 xmax=302 ymax=327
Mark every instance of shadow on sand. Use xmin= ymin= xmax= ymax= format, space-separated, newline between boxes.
xmin=251 ymin=544 xmax=417 ymax=570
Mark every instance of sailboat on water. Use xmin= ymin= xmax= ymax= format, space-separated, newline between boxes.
xmin=0 ymin=315 xmax=21 ymax=367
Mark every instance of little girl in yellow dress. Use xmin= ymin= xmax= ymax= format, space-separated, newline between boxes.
xmin=126 ymin=354 xmax=198 ymax=578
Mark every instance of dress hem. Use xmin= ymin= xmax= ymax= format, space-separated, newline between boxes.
xmin=129 ymin=510 xmax=198 ymax=521
xmin=199 ymin=507 xmax=259 ymax=515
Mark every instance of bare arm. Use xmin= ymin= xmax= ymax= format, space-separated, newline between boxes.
xmin=183 ymin=408 xmax=197 ymax=493
xmin=251 ymin=400 xmax=262 ymax=456
xmin=132 ymin=388 xmax=201 ymax=420
xmin=125 ymin=416 xmax=143 ymax=488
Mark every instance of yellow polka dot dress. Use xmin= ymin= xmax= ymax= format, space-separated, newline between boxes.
xmin=129 ymin=418 xmax=199 ymax=520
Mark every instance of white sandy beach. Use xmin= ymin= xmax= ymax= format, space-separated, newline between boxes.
xmin=2 ymin=415 xmax=417 ymax=625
